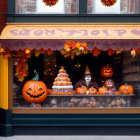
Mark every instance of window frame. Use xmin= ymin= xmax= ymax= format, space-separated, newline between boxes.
xmin=8 ymin=55 xmax=140 ymax=114
xmin=8 ymin=0 xmax=140 ymax=15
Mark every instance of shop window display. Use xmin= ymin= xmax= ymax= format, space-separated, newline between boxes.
xmin=87 ymin=0 xmax=139 ymax=14
xmin=10 ymin=41 xmax=140 ymax=110
xmin=15 ymin=0 xmax=79 ymax=14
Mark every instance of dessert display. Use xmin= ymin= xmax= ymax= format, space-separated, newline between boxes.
xmin=52 ymin=66 xmax=74 ymax=95
xmin=64 ymin=96 xmax=130 ymax=108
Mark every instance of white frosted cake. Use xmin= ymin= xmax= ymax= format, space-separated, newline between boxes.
xmin=52 ymin=67 xmax=73 ymax=93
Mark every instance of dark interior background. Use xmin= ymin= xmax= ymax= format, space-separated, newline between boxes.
xmin=23 ymin=51 xmax=122 ymax=89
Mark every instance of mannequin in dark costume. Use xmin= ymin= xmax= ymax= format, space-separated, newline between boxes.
xmin=75 ymin=65 xmax=99 ymax=90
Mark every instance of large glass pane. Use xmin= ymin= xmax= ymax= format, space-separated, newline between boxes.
xmin=15 ymin=0 xmax=79 ymax=14
xmin=87 ymin=0 xmax=139 ymax=14
xmin=12 ymin=45 xmax=140 ymax=110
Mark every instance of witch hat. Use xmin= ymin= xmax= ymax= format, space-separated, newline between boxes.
xmin=84 ymin=65 xmax=91 ymax=75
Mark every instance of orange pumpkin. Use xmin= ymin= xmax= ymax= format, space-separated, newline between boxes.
xmin=76 ymin=86 xmax=87 ymax=94
xmin=22 ymin=70 xmax=47 ymax=103
xmin=114 ymin=91 xmax=120 ymax=95
xmin=89 ymin=87 xmax=97 ymax=95
xmin=119 ymin=84 xmax=134 ymax=95
xmin=99 ymin=87 xmax=108 ymax=95
xmin=101 ymin=66 xmax=113 ymax=78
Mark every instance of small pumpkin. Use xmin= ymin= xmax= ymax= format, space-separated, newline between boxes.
xmin=76 ymin=86 xmax=87 ymax=94
xmin=119 ymin=84 xmax=134 ymax=95
xmin=22 ymin=70 xmax=47 ymax=103
xmin=89 ymin=87 xmax=97 ymax=95
xmin=99 ymin=86 xmax=108 ymax=95
xmin=114 ymin=91 xmax=120 ymax=95
xmin=101 ymin=65 xmax=113 ymax=78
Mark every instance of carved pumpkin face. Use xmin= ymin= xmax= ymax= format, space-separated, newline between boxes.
xmin=101 ymin=66 xmax=113 ymax=78
xmin=119 ymin=84 xmax=134 ymax=95
xmin=22 ymin=70 xmax=47 ymax=103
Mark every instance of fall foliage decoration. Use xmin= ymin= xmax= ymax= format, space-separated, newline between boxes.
xmin=0 ymin=47 xmax=11 ymax=58
xmin=136 ymin=49 xmax=140 ymax=55
xmin=116 ymin=49 xmax=122 ymax=54
xmin=93 ymin=47 xmax=101 ymax=56
xmin=101 ymin=0 xmax=117 ymax=7
xmin=14 ymin=50 xmax=30 ymax=82
xmin=101 ymin=65 xmax=113 ymax=78
xmin=34 ymin=49 xmax=53 ymax=57
xmin=43 ymin=0 xmax=58 ymax=6
xmin=22 ymin=70 xmax=47 ymax=103
xmin=61 ymin=41 xmax=88 ymax=59
xmin=108 ymin=48 xmax=115 ymax=56
xmin=119 ymin=84 xmax=134 ymax=95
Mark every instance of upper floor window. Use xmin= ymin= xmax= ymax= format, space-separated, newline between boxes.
xmin=87 ymin=0 xmax=139 ymax=14
xmin=15 ymin=0 xmax=79 ymax=14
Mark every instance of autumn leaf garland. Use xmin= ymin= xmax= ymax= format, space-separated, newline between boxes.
xmin=61 ymin=41 xmax=88 ymax=59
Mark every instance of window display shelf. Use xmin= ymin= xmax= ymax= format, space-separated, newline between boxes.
xmin=13 ymin=93 xmax=135 ymax=98
xmin=13 ymin=93 xmax=134 ymax=109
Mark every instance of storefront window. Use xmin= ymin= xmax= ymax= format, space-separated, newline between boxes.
xmin=15 ymin=0 xmax=79 ymax=14
xmin=12 ymin=45 xmax=139 ymax=110
xmin=87 ymin=0 xmax=139 ymax=14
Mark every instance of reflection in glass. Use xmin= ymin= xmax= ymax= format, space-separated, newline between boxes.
xmin=15 ymin=0 xmax=79 ymax=14
xmin=87 ymin=0 xmax=139 ymax=14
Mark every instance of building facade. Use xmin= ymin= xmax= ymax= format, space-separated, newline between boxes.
xmin=1 ymin=0 xmax=140 ymax=136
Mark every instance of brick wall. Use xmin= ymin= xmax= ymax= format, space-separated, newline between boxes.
xmin=0 ymin=0 xmax=7 ymax=34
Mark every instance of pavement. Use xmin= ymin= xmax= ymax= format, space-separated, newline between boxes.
xmin=0 ymin=136 xmax=140 ymax=140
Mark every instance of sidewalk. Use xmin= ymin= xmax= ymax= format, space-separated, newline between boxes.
xmin=0 ymin=136 xmax=140 ymax=140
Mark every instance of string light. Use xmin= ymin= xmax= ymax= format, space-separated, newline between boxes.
xmin=0 ymin=48 xmax=4 ymax=53
xmin=75 ymin=62 xmax=81 ymax=68
xmin=131 ymin=49 xmax=136 ymax=57
xmin=25 ymin=48 xmax=31 ymax=55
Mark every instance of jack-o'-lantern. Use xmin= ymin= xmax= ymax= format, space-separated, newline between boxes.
xmin=99 ymin=87 xmax=108 ymax=95
xmin=22 ymin=70 xmax=47 ymax=103
xmin=76 ymin=86 xmax=87 ymax=94
xmin=89 ymin=87 xmax=97 ymax=95
xmin=101 ymin=65 xmax=113 ymax=78
xmin=119 ymin=84 xmax=134 ymax=95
